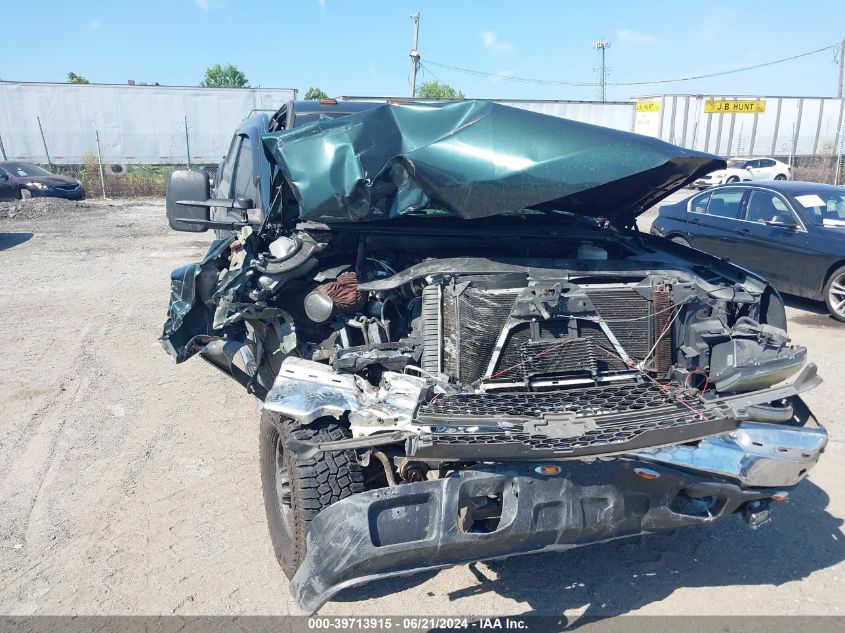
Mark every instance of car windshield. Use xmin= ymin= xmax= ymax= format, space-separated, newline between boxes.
xmin=726 ymin=160 xmax=749 ymax=169
xmin=4 ymin=162 xmax=52 ymax=177
xmin=791 ymin=188 xmax=845 ymax=226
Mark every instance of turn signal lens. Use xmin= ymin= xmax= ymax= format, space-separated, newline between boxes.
xmin=634 ymin=467 xmax=660 ymax=480
xmin=534 ymin=465 xmax=561 ymax=475
xmin=772 ymin=492 xmax=789 ymax=502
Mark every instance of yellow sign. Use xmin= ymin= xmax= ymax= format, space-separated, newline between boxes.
xmin=635 ymin=101 xmax=661 ymax=112
xmin=705 ymin=99 xmax=766 ymax=114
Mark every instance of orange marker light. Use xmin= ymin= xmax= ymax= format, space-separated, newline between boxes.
xmin=534 ymin=465 xmax=562 ymax=475
xmin=319 ymin=98 xmax=338 ymax=105
xmin=772 ymin=492 xmax=789 ymax=502
xmin=634 ymin=467 xmax=660 ymax=480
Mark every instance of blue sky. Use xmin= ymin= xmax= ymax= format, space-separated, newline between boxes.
xmin=2 ymin=0 xmax=844 ymax=101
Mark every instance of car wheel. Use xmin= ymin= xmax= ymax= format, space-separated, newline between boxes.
xmin=824 ymin=266 xmax=845 ymax=322
xmin=259 ymin=411 xmax=366 ymax=579
xmin=670 ymin=236 xmax=691 ymax=248
xmin=774 ymin=174 xmax=787 ymax=181
xmin=726 ymin=176 xmax=739 ymax=184
xmin=18 ymin=188 xmax=32 ymax=200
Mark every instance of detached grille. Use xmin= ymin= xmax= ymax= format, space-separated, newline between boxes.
xmin=419 ymin=382 xmax=679 ymax=420
xmin=413 ymin=382 xmax=732 ymax=458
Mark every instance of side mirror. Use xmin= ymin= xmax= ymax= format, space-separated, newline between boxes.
xmin=166 ymin=169 xmax=210 ymax=232
xmin=0 ymin=173 xmax=8 ymax=180
xmin=746 ymin=165 xmax=754 ymax=171
xmin=765 ymin=215 xmax=798 ymax=229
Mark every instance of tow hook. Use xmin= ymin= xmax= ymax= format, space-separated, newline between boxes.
xmin=742 ymin=500 xmax=773 ymax=529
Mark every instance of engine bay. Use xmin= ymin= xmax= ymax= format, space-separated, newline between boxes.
xmin=160 ymin=219 xmax=812 ymax=470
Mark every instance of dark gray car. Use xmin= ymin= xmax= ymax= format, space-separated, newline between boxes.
xmin=651 ymin=181 xmax=845 ymax=320
xmin=0 ymin=162 xmax=85 ymax=201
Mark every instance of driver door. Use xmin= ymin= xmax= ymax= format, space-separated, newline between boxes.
xmin=730 ymin=189 xmax=808 ymax=294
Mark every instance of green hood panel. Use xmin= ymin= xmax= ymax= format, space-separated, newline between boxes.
xmin=262 ymin=100 xmax=723 ymax=226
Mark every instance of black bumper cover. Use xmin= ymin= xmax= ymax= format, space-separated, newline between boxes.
xmin=291 ymin=459 xmax=775 ymax=613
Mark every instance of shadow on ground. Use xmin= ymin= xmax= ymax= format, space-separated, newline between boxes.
xmin=334 ymin=479 xmax=843 ymax=620
xmin=0 ymin=232 xmax=33 ymax=251
xmin=784 ymin=294 xmax=845 ymax=328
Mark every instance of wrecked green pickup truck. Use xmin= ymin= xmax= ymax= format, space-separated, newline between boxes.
xmin=161 ymin=100 xmax=827 ymax=613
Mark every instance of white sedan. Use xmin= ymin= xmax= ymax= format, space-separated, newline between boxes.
xmin=692 ymin=157 xmax=790 ymax=189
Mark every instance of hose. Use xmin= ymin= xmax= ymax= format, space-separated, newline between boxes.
xmin=372 ymin=450 xmax=397 ymax=487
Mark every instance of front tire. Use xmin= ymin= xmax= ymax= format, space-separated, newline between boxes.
xmin=824 ymin=266 xmax=845 ymax=322
xmin=259 ymin=412 xmax=366 ymax=579
xmin=726 ymin=176 xmax=739 ymax=184
xmin=774 ymin=174 xmax=787 ymax=181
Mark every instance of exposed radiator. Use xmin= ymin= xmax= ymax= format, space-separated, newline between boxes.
xmin=432 ymin=283 xmax=653 ymax=383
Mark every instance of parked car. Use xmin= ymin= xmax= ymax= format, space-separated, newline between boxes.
xmin=0 ymin=161 xmax=85 ymax=201
xmin=161 ymin=101 xmax=826 ymax=613
xmin=652 ymin=181 xmax=845 ymax=320
xmin=692 ymin=157 xmax=790 ymax=189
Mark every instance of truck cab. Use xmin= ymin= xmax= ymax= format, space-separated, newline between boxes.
xmin=170 ymin=99 xmax=382 ymax=235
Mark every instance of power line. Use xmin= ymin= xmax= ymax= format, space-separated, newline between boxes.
xmin=423 ymin=44 xmax=839 ymax=89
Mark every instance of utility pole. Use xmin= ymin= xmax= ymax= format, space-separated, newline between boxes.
xmin=409 ymin=13 xmax=421 ymax=97
xmin=838 ymin=38 xmax=845 ymax=99
xmin=593 ymin=39 xmax=611 ymax=102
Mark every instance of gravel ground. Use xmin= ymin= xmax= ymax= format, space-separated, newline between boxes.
xmin=0 ymin=197 xmax=843 ymax=619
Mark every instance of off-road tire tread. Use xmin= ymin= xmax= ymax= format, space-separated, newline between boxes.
xmin=260 ymin=413 xmax=365 ymax=579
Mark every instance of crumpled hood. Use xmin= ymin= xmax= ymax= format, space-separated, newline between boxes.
xmin=262 ymin=100 xmax=724 ymax=226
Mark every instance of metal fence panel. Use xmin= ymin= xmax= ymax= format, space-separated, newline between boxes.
xmin=0 ymin=81 xmax=296 ymax=164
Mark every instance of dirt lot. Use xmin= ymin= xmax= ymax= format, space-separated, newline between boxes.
xmin=1 ymin=196 xmax=843 ymax=618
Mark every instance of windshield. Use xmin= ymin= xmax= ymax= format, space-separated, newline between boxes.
xmin=3 ymin=162 xmax=52 ymax=178
xmin=791 ymin=188 xmax=845 ymax=226
xmin=726 ymin=160 xmax=749 ymax=169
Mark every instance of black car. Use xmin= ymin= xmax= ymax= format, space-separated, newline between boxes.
xmin=161 ymin=101 xmax=827 ymax=613
xmin=652 ymin=181 xmax=845 ymax=320
xmin=0 ymin=162 xmax=85 ymax=201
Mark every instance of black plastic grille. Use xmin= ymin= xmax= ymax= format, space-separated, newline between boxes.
xmin=415 ymin=382 xmax=729 ymax=456
xmin=419 ymin=382 xmax=683 ymax=420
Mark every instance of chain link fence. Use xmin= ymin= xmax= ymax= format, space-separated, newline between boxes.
xmin=40 ymin=159 xmax=218 ymax=199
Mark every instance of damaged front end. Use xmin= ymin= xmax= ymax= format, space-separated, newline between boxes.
xmin=160 ymin=101 xmax=827 ymax=613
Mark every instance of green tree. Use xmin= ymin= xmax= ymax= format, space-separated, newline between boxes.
xmin=200 ymin=64 xmax=249 ymax=88
xmin=416 ymin=80 xmax=464 ymax=99
xmin=67 ymin=71 xmax=90 ymax=84
xmin=305 ymin=87 xmax=329 ymax=100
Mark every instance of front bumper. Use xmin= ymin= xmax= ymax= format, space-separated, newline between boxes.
xmin=292 ymin=414 xmax=826 ymax=613
xmin=28 ymin=186 xmax=85 ymax=200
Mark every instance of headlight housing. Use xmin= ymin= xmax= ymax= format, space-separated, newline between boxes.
xmin=27 ymin=182 xmax=48 ymax=190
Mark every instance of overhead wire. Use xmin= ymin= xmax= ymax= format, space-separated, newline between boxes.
xmin=422 ymin=44 xmax=839 ymax=88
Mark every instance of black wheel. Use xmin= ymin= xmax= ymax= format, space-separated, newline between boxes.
xmin=726 ymin=176 xmax=739 ymax=184
xmin=670 ymin=236 xmax=691 ymax=247
xmin=18 ymin=188 xmax=32 ymax=200
xmin=259 ymin=412 xmax=365 ymax=579
xmin=824 ymin=265 xmax=845 ymax=322
xmin=774 ymin=174 xmax=787 ymax=181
